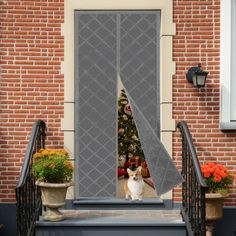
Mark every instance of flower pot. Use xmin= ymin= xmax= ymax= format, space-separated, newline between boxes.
xmin=205 ymin=193 xmax=226 ymax=236
xmin=36 ymin=181 xmax=72 ymax=221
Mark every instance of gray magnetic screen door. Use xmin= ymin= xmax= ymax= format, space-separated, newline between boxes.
xmin=75 ymin=11 xmax=161 ymax=198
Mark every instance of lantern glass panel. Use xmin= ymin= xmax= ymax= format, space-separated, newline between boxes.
xmin=197 ymin=75 xmax=206 ymax=87
xmin=193 ymin=74 xmax=206 ymax=87
xmin=192 ymin=75 xmax=197 ymax=87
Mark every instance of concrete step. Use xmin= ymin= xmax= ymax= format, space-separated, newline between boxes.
xmin=35 ymin=209 xmax=186 ymax=236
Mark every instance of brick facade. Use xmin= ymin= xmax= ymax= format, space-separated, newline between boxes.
xmin=0 ymin=0 xmax=235 ymax=205
xmin=173 ymin=0 xmax=236 ymax=205
xmin=0 ymin=0 xmax=65 ymax=202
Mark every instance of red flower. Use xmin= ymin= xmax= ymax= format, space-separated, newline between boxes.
xmin=220 ymin=170 xmax=227 ymax=178
xmin=203 ymin=171 xmax=211 ymax=178
xmin=214 ymin=175 xmax=222 ymax=182
xmin=208 ymin=162 xmax=215 ymax=168
xmin=201 ymin=162 xmax=234 ymax=193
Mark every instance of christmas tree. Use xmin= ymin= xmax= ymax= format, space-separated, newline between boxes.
xmin=118 ymin=89 xmax=145 ymax=167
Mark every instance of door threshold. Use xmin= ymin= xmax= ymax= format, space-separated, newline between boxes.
xmin=73 ymin=198 xmax=165 ymax=210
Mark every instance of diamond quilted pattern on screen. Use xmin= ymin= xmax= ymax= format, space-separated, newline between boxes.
xmin=75 ymin=12 xmax=117 ymax=198
xmin=120 ymin=12 xmax=160 ymax=136
xmin=75 ymin=11 xmax=182 ymax=198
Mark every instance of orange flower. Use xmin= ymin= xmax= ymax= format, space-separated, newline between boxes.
xmin=207 ymin=162 xmax=215 ymax=168
xmin=213 ymin=168 xmax=221 ymax=176
xmin=214 ymin=175 xmax=222 ymax=182
xmin=203 ymin=171 xmax=211 ymax=178
xmin=201 ymin=162 xmax=234 ymax=193
xmin=208 ymin=167 xmax=214 ymax=173
xmin=215 ymin=164 xmax=227 ymax=172
xmin=220 ymin=170 xmax=227 ymax=178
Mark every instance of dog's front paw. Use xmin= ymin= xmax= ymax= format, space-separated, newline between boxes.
xmin=130 ymin=196 xmax=136 ymax=201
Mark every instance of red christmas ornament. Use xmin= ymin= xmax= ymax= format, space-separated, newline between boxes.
xmin=124 ymin=104 xmax=132 ymax=115
xmin=118 ymin=168 xmax=125 ymax=177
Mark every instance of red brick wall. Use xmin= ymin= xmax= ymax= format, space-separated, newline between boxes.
xmin=0 ymin=0 xmax=64 ymax=202
xmin=173 ymin=0 xmax=236 ymax=206
xmin=0 ymin=0 xmax=235 ymax=205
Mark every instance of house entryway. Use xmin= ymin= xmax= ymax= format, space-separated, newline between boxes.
xmin=74 ymin=11 xmax=160 ymax=199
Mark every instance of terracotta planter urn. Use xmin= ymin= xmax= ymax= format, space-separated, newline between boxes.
xmin=36 ymin=181 xmax=72 ymax=221
xmin=205 ymin=193 xmax=226 ymax=236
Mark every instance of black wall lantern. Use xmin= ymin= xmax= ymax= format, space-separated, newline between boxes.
xmin=186 ymin=63 xmax=208 ymax=88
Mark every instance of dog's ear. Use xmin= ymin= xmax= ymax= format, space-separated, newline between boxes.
xmin=127 ymin=168 xmax=131 ymax=175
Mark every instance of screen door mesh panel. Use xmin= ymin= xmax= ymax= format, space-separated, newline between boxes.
xmin=75 ymin=13 xmax=117 ymax=197
xmin=120 ymin=12 xmax=160 ymax=136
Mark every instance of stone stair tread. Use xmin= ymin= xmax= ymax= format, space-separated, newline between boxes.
xmin=37 ymin=209 xmax=185 ymax=227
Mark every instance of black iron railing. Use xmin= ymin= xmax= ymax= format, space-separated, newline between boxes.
xmin=16 ymin=120 xmax=46 ymax=236
xmin=177 ymin=121 xmax=207 ymax=236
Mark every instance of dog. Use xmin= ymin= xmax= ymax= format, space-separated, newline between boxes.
xmin=124 ymin=166 xmax=145 ymax=201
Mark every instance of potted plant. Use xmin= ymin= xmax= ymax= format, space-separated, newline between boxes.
xmin=33 ymin=149 xmax=73 ymax=221
xmin=201 ymin=162 xmax=234 ymax=236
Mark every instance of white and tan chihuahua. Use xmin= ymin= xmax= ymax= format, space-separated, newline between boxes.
xmin=124 ymin=166 xmax=145 ymax=201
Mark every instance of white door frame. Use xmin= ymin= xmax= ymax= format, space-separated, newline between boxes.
xmin=62 ymin=0 xmax=176 ymax=201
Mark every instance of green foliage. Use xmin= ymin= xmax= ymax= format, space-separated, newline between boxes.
xmin=128 ymin=165 xmax=138 ymax=171
xmin=118 ymin=89 xmax=145 ymax=162
xmin=204 ymin=175 xmax=233 ymax=194
xmin=32 ymin=149 xmax=73 ymax=183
